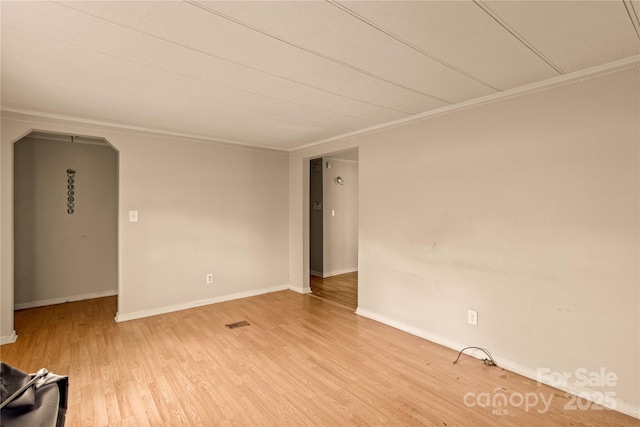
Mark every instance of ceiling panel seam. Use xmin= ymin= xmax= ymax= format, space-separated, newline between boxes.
xmin=185 ymin=0 xmax=454 ymax=105
xmin=623 ymin=0 xmax=640 ymax=40
xmin=326 ymin=0 xmax=502 ymax=93
xmin=48 ymin=1 xmax=409 ymax=119
xmin=0 ymin=23 xmax=366 ymax=133
xmin=473 ymin=0 xmax=565 ymax=75
xmin=47 ymin=1 xmax=414 ymax=118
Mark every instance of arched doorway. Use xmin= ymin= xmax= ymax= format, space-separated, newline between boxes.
xmin=13 ymin=131 xmax=118 ymax=313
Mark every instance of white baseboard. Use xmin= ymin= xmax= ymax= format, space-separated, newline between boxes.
xmin=14 ymin=290 xmax=118 ymax=310
xmin=355 ymin=308 xmax=639 ymax=420
xmin=115 ymin=284 xmax=289 ymax=323
xmin=289 ymin=284 xmax=311 ymax=294
xmin=319 ymin=268 xmax=357 ymax=278
xmin=0 ymin=330 xmax=18 ymax=345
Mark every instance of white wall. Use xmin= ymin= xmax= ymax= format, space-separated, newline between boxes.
xmin=1 ymin=111 xmax=289 ymax=328
xmin=0 ymin=119 xmax=21 ymax=344
xmin=289 ymin=62 xmax=639 ymax=415
xmin=322 ymin=158 xmax=358 ymax=276
xmin=14 ymin=136 xmax=118 ymax=308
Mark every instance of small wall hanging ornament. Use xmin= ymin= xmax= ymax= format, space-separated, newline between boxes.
xmin=66 ymin=169 xmax=76 ymax=214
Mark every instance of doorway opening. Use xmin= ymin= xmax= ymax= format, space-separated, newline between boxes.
xmin=13 ymin=131 xmax=118 ymax=318
xmin=308 ymin=149 xmax=358 ymax=310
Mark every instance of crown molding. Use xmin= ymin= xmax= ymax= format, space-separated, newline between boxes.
xmin=3 ymin=55 xmax=637 ymax=155
xmin=290 ymin=56 xmax=640 ymax=154
xmin=0 ymin=108 xmax=288 ymax=154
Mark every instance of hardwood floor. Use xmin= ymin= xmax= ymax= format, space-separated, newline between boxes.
xmin=1 ymin=293 xmax=637 ymax=426
xmin=310 ymin=271 xmax=358 ymax=309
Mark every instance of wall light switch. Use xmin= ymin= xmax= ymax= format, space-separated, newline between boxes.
xmin=129 ymin=210 xmax=138 ymax=222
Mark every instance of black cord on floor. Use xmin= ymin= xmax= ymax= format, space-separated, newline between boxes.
xmin=453 ymin=346 xmax=497 ymax=367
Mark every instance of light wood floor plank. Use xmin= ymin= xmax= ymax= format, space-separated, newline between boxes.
xmin=310 ymin=272 xmax=358 ymax=309
xmin=1 ymin=292 xmax=637 ymax=426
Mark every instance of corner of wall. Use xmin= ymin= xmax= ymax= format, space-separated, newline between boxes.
xmin=0 ymin=330 xmax=18 ymax=345
xmin=288 ymin=284 xmax=311 ymax=294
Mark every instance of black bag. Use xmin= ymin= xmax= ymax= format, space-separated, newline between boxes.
xmin=0 ymin=362 xmax=68 ymax=427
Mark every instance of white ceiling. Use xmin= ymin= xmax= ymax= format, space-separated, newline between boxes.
xmin=1 ymin=1 xmax=639 ymax=151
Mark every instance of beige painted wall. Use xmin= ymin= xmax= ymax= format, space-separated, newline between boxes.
xmin=14 ymin=136 xmax=118 ymax=307
xmin=0 ymin=121 xmax=18 ymax=343
xmin=289 ymin=64 xmax=639 ymax=411
xmin=1 ymin=112 xmax=289 ymax=329
xmin=322 ymin=158 xmax=358 ymax=276
xmin=116 ymin=130 xmax=289 ymax=318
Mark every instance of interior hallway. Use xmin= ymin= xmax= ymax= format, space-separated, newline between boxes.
xmin=310 ymin=271 xmax=358 ymax=310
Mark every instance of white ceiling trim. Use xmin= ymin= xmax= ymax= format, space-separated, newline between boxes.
xmin=5 ymin=56 xmax=638 ymax=155
xmin=324 ymin=157 xmax=358 ymax=164
xmin=0 ymin=108 xmax=288 ymax=154
xmin=292 ymin=56 xmax=640 ymax=154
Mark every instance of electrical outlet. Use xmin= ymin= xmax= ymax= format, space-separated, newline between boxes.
xmin=206 ymin=273 xmax=213 ymax=284
xmin=468 ymin=309 xmax=478 ymax=326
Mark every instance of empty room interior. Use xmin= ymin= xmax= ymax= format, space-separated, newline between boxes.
xmin=1 ymin=1 xmax=639 ymax=426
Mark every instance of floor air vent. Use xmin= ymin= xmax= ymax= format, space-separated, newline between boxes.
xmin=225 ymin=320 xmax=250 ymax=329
